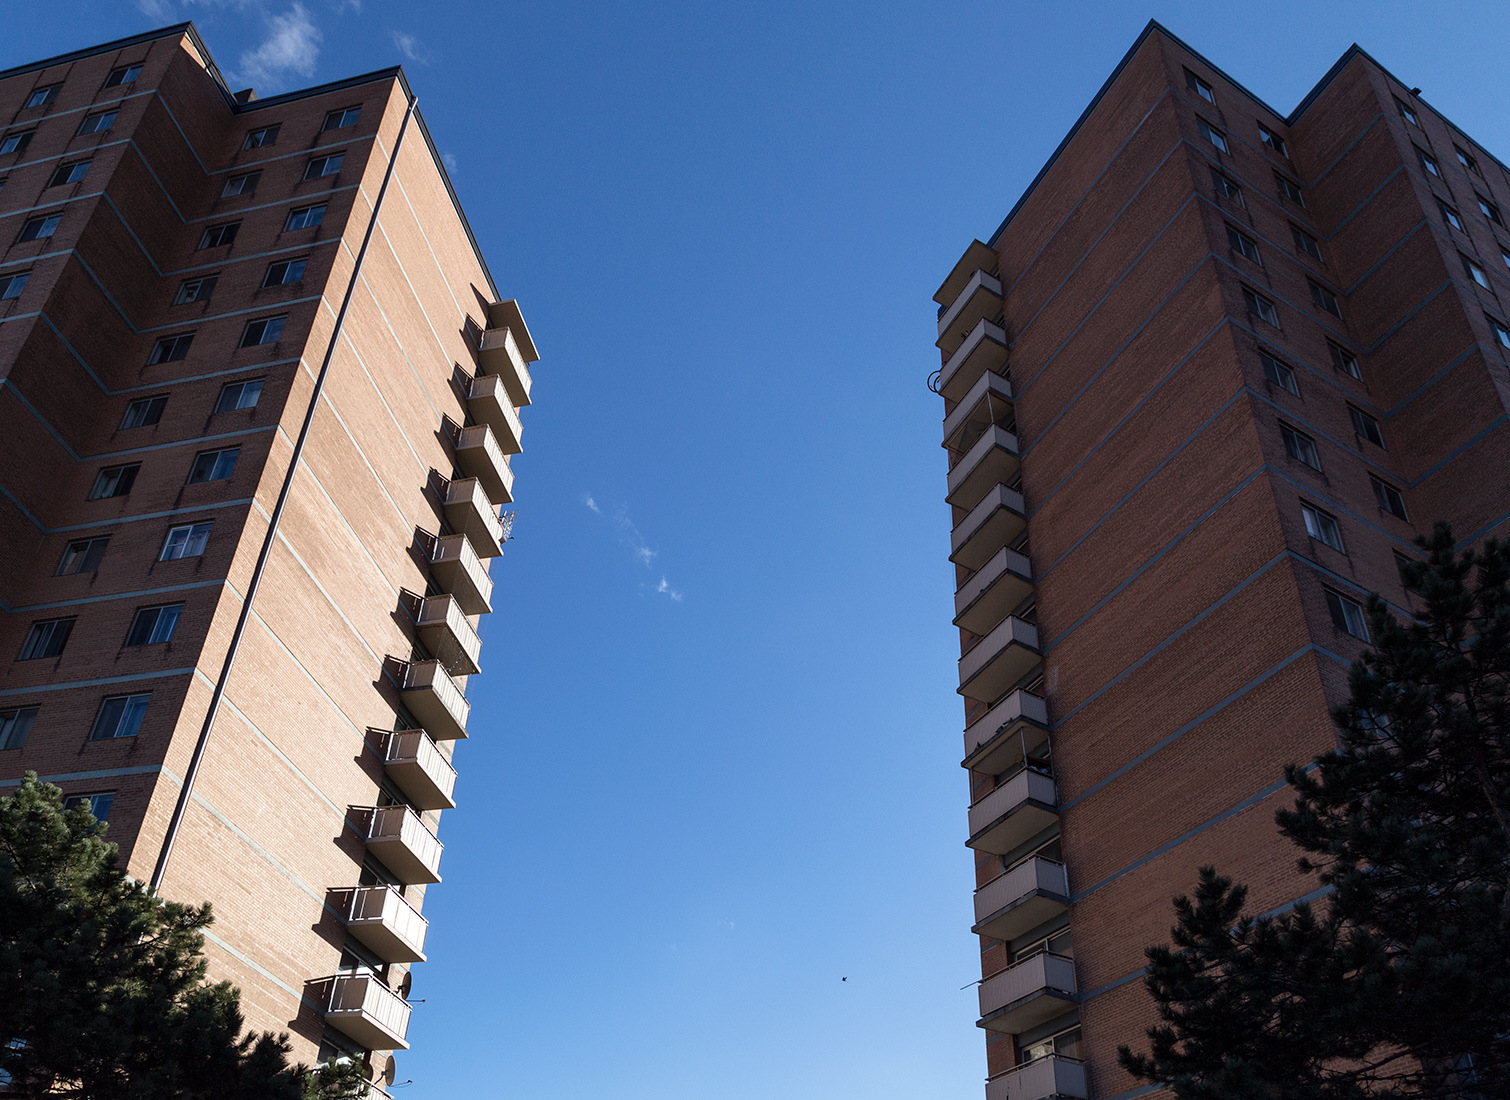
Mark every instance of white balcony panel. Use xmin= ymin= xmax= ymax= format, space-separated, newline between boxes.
xmin=402 ymin=660 xmax=470 ymax=741
xmin=958 ymin=615 xmax=1040 ymax=704
xmin=963 ymin=690 xmax=1050 ymax=775
xmin=467 ymin=373 xmax=523 ymax=454
xmin=325 ymin=973 xmax=411 ymax=1051
xmin=934 ymin=240 xmax=999 ymax=308
xmin=365 ymin=804 xmax=443 ymax=885
xmin=938 ymin=319 xmax=1008 ymax=403
xmin=972 ymin=856 xmax=1069 ymax=942
xmin=443 ymin=478 xmax=505 ymax=559
xmin=985 ymin=1056 xmax=1088 ymax=1100
xmin=429 ymin=533 xmax=493 ymax=616
xmin=383 ymin=730 xmax=457 ymax=811
xmin=950 ymin=483 xmax=1026 ymax=571
xmin=455 ymin=424 xmax=514 ymax=505
xmin=968 ymin=768 xmax=1059 ymax=855
xmin=979 ymin=952 xmax=1078 ymax=1032
xmin=942 ymin=370 xmax=1013 ymax=449
xmin=417 ymin=594 xmax=482 ymax=676
xmin=347 ymin=884 xmax=428 ymax=964
xmin=937 ymin=269 xmax=1004 ymax=356
xmin=954 ymin=545 xmax=1033 ymax=637
xmin=948 ymin=425 xmax=1021 ymax=509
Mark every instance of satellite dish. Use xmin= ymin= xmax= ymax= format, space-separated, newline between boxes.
xmin=382 ymin=1055 xmax=397 ymax=1087
xmin=398 ymin=971 xmax=413 ymax=999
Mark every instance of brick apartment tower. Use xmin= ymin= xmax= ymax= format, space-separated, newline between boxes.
xmin=0 ymin=24 xmax=539 ymax=1083
xmin=934 ymin=21 xmax=1510 ymax=1100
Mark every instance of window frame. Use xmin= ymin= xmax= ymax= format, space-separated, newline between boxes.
xmin=1197 ymin=118 xmax=1229 ymax=154
xmin=1395 ymin=98 xmax=1420 ymax=127
xmin=284 ymin=204 xmax=327 ymax=231
xmin=221 ymin=171 xmax=261 ymax=198
xmin=0 ymin=706 xmax=38 ymax=751
xmin=1457 ymin=145 xmax=1482 ymax=176
xmin=0 ymin=130 xmax=35 ymax=156
xmin=103 ymin=65 xmax=142 ymax=88
xmin=24 ymin=85 xmax=60 ymax=109
xmin=322 ymin=106 xmax=361 ymax=131
xmin=1325 ymin=588 xmax=1370 ymax=640
xmin=1301 ymin=504 xmax=1345 ymax=552
xmin=187 ymin=448 xmax=240 ymax=485
xmin=120 ymin=395 xmax=167 ymax=429
xmin=1488 ymin=314 xmax=1510 ymax=350
xmin=1242 ymin=286 xmax=1280 ymax=327
xmin=1371 ymin=476 xmax=1409 ymax=519
xmin=19 ymin=617 xmax=75 ymax=661
xmin=198 ymin=222 xmax=240 ymax=249
xmin=47 ymin=160 xmax=90 ymax=187
xmin=215 ymin=379 xmax=264 ymax=413
xmin=1275 ymin=172 xmax=1305 ymax=206
xmin=1258 ymin=124 xmax=1287 ymax=157
xmin=262 ymin=258 xmax=307 ymax=287
xmin=0 ymin=272 xmax=30 ymax=301
xmin=1462 ymin=254 xmax=1491 ymax=289
xmin=1210 ymin=168 xmax=1244 ymax=207
xmin=1185 ymin=70 xmax=1216 ymax=104
xmin=1415 ymin=145 xmax=1442 ymax=178
xmin=89 ymin=463 xmax=140 ymax=500
xmin=1477 ymin=193 xmax=1505 ymax=226
xmin=89 ymin=694 xmax=150 ymax=741
xmin=1259 ymin=350 xmax=1300 ymax=396
xmin=1279 ymin=422 xmax=1322 ymax=470
xmin=1328 ymin=341 xmax=1362 ymax=379
xmin=18 ymin=214 xmax=62 ymax=243
xmin=1309 ymin=280 xmax=1342 ymax=318
xmin=304 ymin=152 xmax=346 ymax=180
xmin=174 ymin=276 xmax=217 ymax=305
xmin=1349 ymin=405 xmax=1385 ymax=448
xmin=1226 ymin=224 xmax=1261 ymax=264
xmin=1291 ymin=224 xmax=1322 ymax=261
xmin=1439 ymin=200 xmax=1465 ymax=231
xmin=148 ymin=333 xmax=194 ymax=364
xmin=160 ymin=522 xmax=211 ymax=561
xmin=125 ymin=604 xmax=182 ymax=647
xmin=243 ymin=125 xmax=280 ymax=150
xmin=76 ymin=111 xmax=117 ymax=136
xmin=239 ymin=316 xmax=287 ymax=347
xmin=62 ymin=792 xmax=116 ymax=821
xmin=58 ymin=537 xmax=109 ymax=575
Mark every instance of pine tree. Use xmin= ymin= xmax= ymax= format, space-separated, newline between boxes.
xmin=0 ymin=772 xmax=371 ymax=1100
xmin=1120 ymin=523 xmax=1510 ymax=1098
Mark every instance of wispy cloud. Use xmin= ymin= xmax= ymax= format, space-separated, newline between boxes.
xmin=237 ymin=3 xmax=322 ymax=91
xmin=583 ymin=494 xmax=683 ymax=601
xmin=655 ymin=577 xmax=684 ymax=602
xmin=442 ymin=151 xmax=458 ymax=172
xmin=391 ymin=30 xmax=429 ymax=64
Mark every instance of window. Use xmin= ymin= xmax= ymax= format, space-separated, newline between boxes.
xmin=19 ymin=618 xmax=75 ymax=660
xmin=1275 ymin=173 xmax=1305 ymax=206
xmin=1020 ymin=1026 xmax=1083 ymax=1066
xmin=62 ymin=793 xmax=115 ymax=820
xmin=1372 ymin=476 xmax=1408 ymax=518
xmin=1463 ymin=254 xmax=1490 ymax=289
xmin=215 ymin=379 xmax=263 ymax=412
xmin=0 ymin=272 xmax=29 ymax=300
xmin=121 ymin=395 xmax=167 ymax=428
xmin=1185 ymin=70 xmax=1215 ymax=103
xmin=0 ymin=131 xmax=34 ymax=155
xmin=262 ymin=257 xmax=307 ymax=287
xmin=148 ymin=333 xmax=194 ymax=364
xmin=1211 ymin=168 xmax=1244 ymax=206
xmin=1350 ymin=405 xmax=1384 ymax=447
xmin=89 ymin=464 xmax=140 ymax=499
xmin=1478 ymin=194 xmax=1504 ymax=226
xmin=1197 ymin=118 xmax=1229 ymax=154
xmin=1440 ymin=200 xmax=1465 ymax=231
xmin=188 ymin=448 xmax=239 ymax=483
xmin=174 ymin=276 xmax=217 ymax=304
xmin=243 ymin=125 xmax=280 ymax=149
xmin=125 ymin=604 xmax=181 ymax=646
xmin=1457 ymin=146 xmax=1482 ymax=176
xmin=221 ymin=171 xmax=260 ymax=198
xmin=24 ymin=86 xmax=60 ymax=108
xmin=1309 ymin=280 xmax=1342 ymax=318
xmin=1502 ymin=249 xmax=1510 ymax=272
xmin=1292 ymin=224 xmax=1322 ymax=260
xmin=304 ymin=153 xmax=345 ymax=180
xmin=1328 ymin=341 xmax=1361 ymax=379
xmin=285 ymin=204 xmax=326 ymax=231
xmin=77 ymin=112 xmax=117 ymax=136
xmin=1302 ymin=504 xmax=1344 ymax=551
xmin=160 ymin=523 xmax=211 ymax=560
xmin=1280 ymin=423 xmax=1321 ymax=469
xmin=1325 ymin=589 xmax=1370 ymax=639
xmin=1259 ymin=124 xmax=1287 ymax=156
xmin=1488 ymin=314 xmax=1510 ymax=349
xmin=1243 ymin=286 xmax=1279 ymax=326
xmin=18 ymin=215 xmax=61 ymax=242
xmin=104 ymin=65 xmax=142 ymax=88
xmin=1259 ymin=350 xmax=1299 ymax=395
xmin=198 ymin=222 xmax=239 ymax=249
xmin=1226 ymin=225 xmax=1261 ymax=263
xmin=240 ymin=316 xmax=286 ymax=347
xmin=1396 ymin=98 xmax=1420 ymax=127
xmin=89 ymin=694 xmax=150 ymax=740
xmin=0 ymin=707 xmax=37 ymax=750
xmin=47 ymin=160 xmax=90 ymax=187
xmin=323 ymin=106 xmax=361 ymax=130
xmin=58 ymin=537 xmax=109 ymax=575
xmin=1416 ymin=146 xmax=1442 ymax=178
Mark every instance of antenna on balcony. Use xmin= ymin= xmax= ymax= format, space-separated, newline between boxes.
xmin=498 ymin=510 xmax=516 ymax=541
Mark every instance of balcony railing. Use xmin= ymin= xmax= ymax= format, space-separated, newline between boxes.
xmin=973 ymin=856 xmax=1069 ymax=942
xmin=963 ymin=689 xmax=1049 ymax=776
xmin=454 ymin=424 xmax=514 ymax=505
xmin=954 ymin=545 xmax=1033 ymax=637
xmin=467 ymin=373 xmax=524 ymax=455
xmin=443 ymin=477 xmax=505 ymax=559
xmin=364 ymin=804 xmax=443 ymax=884
xmin=346 ymin=884 xmax=429 ymax=964
xmin=429 ymin=533 xmax=493 ymax=616
xmin=401 ymin=659 xmax=470 ymax=741
xmin=942 ymin=370 xmax=1013 ymax=452
xmin=324 ymin=972 xmax=411 ymax=1051
xmin=950 ymin=483 xmax=1026 ymax=571
xmin=383 ymin=729 xmax=457 ymax=810
xmin=938 ymin=319 xmax=1008 ymax=403
xmin=985 ymin=1056 xmax=1087 ymax=1100
xmin=958 ymin=615 xmax=1040 ymax=704
xmin=417 ymin=594 xmax=482 ymax=676
xmin=979 ymin=952 xmax=1078 ymax=1034
xmin=968 ymin=767 xmax=1059 ymax=855
xmin=479 ymin=298 xmax=538 ymax=406
xmin=947 ymin=425 xmax=1020 ymax=510
xmin=936 ymin=269 xmax=1004 ymax=356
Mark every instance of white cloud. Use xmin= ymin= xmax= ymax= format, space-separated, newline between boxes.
xmin=442 ymin=151 xmax=458 ymax=172
xmin=582 ymin=494 xmax=600 ymax=514
xmin=237 ymin=3 xmax=322 ymax=92
xmin=655 ymin=577 xmax=683 ymax=602
xmin=392 ymin=30 xmax=429 ymax=64
xmin=584 ymin=494 xmax=683 ymax=602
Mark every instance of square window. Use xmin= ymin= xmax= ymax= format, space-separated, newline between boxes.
xmin=188 ymin=448 xmax=239 ymax=484
xmin=174 ymin=276 xmax=217 ymax=304
xmin=0 ymin=131 xmax=35 ymax=156
xmin=25 ymin=86 xmax=60 ymax=109
xmin=305 ymin=153 xmax=345 ymax=180
xmin=1440 ymin=201 xmax=1465 ymax=231
xmin=1259 ymin=351 xmax=1299 ymax=396
xmin=1309 ymin=281 xmax=1342 ymax=318
xmin=1463 ymin=254 xmax=1490 ymax=289
xmin=1349 ymin=406 xmax=1384 ymax=447
xmin=1292 ymin=225 xmax=1322 ymax=260
xmin=89 ymin=463 xmax=140 ymax=500
xmin=1478 ymin=194 xmax=1504 ymax=226
xmin=77 ymin=112 xmax=117 ymax=136
xmin=1502 ymin=249 xmax=1510 ymax=272
xmin=18 ymin=215 xmax=61 ymax=242
xmin=1325 ymin=589 xmax=1370 ymax=639
xmin=1197 ymin=118 xmax=1229 ymax=154
xmin=198 ymin=222 xmax=240 ymax=249
xmin=47 ymin=160 xmax=90 ymax=187
xmin=1259 ymin=124 xmax=1287 ymax=156
xmin=0 ymin=707 xmax=38 ymax=750
xmin=19 ymin=618 xmax=75 ymax=660
xmin=125 ymin=604 xmax=182 ymax=646
xmin=89 ymin=694 xmax=150 ymax=740
xmin=1242 ymin=286 xmax=1279 ymax=326
xmin=1416 ymin=146 xmax=1441 ymax=177
xmin=285 ymin=204 xmax=326 ymax=231
xmin=1488 ymin=314 xmax=1510 ymax=349
xmin=215 ymin=380 xmax=264 ymax=412
xmin=262 ymin=258 xmax=307 ymax=287
xmin=121 ymin=395 xmax=167 ymax=429
xmin=1328 ymin=341 xmax=1361 ymax=379
xmin=1457 ymin=146 xmax=1482 ymax=176
xmin=323 ymin=106 xmax=361 ymax=131
xmin=0 ymin=272 xmax=30 ymax=300
xmin=148 ymin=333 xmax=194 ymax=364
xmin=104 ymin=65 xmax=142 ymax=88
xmin=1280 ymin=423 xmax=1321 ymax=470
xmin=1396 ymin=98 xmax=1420 ymax=127
xmin=161 ymin=522 xmax=211 ymax=560
xmin=58 ymin=536 xmax=109 ymax=575
xmin=1301 ymin=504 xmax=1344 ymax=551
xmin=221 ymin=171 xmax=261 ymax=198
xmin=1185 ymin=70 xmax=1215 ymax=104
xmin=240 ymin=316 xmax=287 ymax=347
xmin=243 ymin=125 xmax=280 ymax=150
xmin=1226 ymin=225 xmax=1260 ymax=264
xmin=62 ymin=792 xmax=115 ymax=820
xmin=1275 ymin=173 xmax=1305 ymax=206
xmin=1371 ymin=476 xmax=1408 ymax=519
xmin=1211 ymin=168 xmax=1244 ymax=206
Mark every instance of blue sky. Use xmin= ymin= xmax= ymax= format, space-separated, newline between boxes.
xmin=11 ymin=1 xmax=1510 ymax=1097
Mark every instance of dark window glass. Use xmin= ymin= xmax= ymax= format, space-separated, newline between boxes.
xmin=1326 ymin=589 xmax=1370 ymax=639
xmin=221 ymin=171 xmax=261 ymax=198
xmin=125 ymin=604 xmax=181 ymax=646
xmin=89 ymin=694 xmax=150 ymax=740
xmin=1350 ymin=406 xmax=1384 ymax=447
xmin=77 ymin=112 xmax=117 ymax=136
xmin=0 ymin=707 xmax=38 ymax=750
xmin=0 ymin=131 xmax=35 ymax=156
xmin=1396 ymin=98 xmax=1420 ymax=127
xmin=1197 ymin=118 xmax=1229 ymax=153
xmin=304 ymin=153 xmax=345 ymax=180
xmin=1292 ymin=224 xmax=1322 ymax=260
xmin=1440 ymin=201 xmax=1465 ymax=231
xmin=285 ymin=204 xmax=326 ymax=231
xmin=148 ymin=333 xmax=194 ymax=364
xmin=198 ymin=222 xmax=240 ymax=249
xmin=1259 ymin=125 xmax=1287 ymax=156
xmin=1372 ymin=477 xmax=1408 ymax=518
xmin=215 ymin=380 xmax=264 ymax=412
xmin=1185 ymin=70 xmax=1215 ymax=103
xmin=323 ymin=106 xmax=361 ymax=131
xmin=1462 ymin=254 xmax=1490 ymax=289
xmin=1259 ymin=351 xmax=1299 ymax=396
xmin=1328 ymin=341 xmax=1361 ymax=379
xmin=62 ymin=793 xmax=115 ymax=820
xmin=1416 ymin=146 xmax=1442 ymax=177
xmin=1276 ymin=173 xmax=1305 ymax=206
xmin=1457 ymin=146 xmax=1482 ymax=176
xmin=188 ymin=448 xmax=239 ymax=484
xmin=1488 ymin=315 xmax=1510 ymax=349
xmin=1226 ymin=225 xmax=1260 ymax=263
xmin=161 ymin=523 xmax=211 ymax=560
xmin=262 ymin=258 xmax=307 ymax=287
xmin=58 ymin=537 xmax=109 ymax=575
xmin=47 ymin=161 xmax=89 ymax=187
xmin=174 ymin=276 xmax=217 ymax=304
xmin=89 ymin=464 xmax=140 ymax=499
xmin=121 ymin=395 xmax=167 ymax=429
xmin=19 ymin=618 xmax=74 ymax=660
xmin=0 ymin=272 xmax=29 ymax=300
xmin=243 ymin=125 xmax=280 ymax=149
xmin=1478 ymin=194 xmax=1504 ymax=226
xmin=104 ymin=65 xmax=142 ymax=88
xmin=1280 ymin=423 xmax=1321 ymax=470
xmin=1243 ymin=287 xmax=1279 ymax=326
xmin=240 ymin=316 xmax=286 ymax=347
xmin=18 ymin=215 xmax=61 ymax=242
xmin=24 ymin=86 xmax=60 ymax=109
xmin=1302 ymin=505 xmax=1344 ymax=552
xmin=1211 ymin=168 xmax=1244 ymax=206
xmin=1309 ymin=281 xmax=1342 ymax=318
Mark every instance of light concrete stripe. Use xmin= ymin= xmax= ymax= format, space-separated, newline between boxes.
xmin=200 ymin=928 xmax=326 ymax=1013
xmin=0 ymin=578 xmax=240 ymax=615
xmin=0 ymin=667 xmax=195 ymax=696
xmin=0 ymin=764 xmax=165 ymax=787
xmin=217 ymin=694 xmax=353 ymax=820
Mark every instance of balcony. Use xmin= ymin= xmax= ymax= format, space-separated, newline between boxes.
xmin=478 ymin=298 xmax=538 ymax=407
xmin=937 ymin=269 xmax=1004 ymax=357
xmin=428 ymin=533 xmax=493 ymax=616
xmin=985 ymin=1056 xmax=1087 ymax=1100
xmin=938 ymin=319 xmax=1008 ymax=403
xmin=383 ymin=729 xmax=456 ymax=810
xmin=401 ymin=660 xmax=470 ymax=741
xmin=942 ymin=370 xmax=1013 ymax=451
xmin=454 ymin=424 xmax=514 ymax=505
xmin=972 ymin=856 xmax=1069 ymax=942
xmin=955 ymin=545 xmax=1033 ymax=637
xmin=324 ymin=973 xmax=411 ymax=1051
xmin=417 ymin=594 xmax=482 ymax=676
xmin=346 ymin=884 xmax=428 ymax=964
xmin=950 ymin=484 xmax=1026 ymax=571
xmin=443 ymin=477 xmax=505 ymax=559
xmin=968 ymin=767 xmax=1059 ymax=854
xmin=364 ymin=804 xmax=442 ymax=884
xmin=947 ymin=425 xmax=1020 ymax=510
xmin=935 ymin=240 xmax=998 ymax=310
xmin=979 ymin=952 xmax=1078 ymax=1033
xmin=963 ymin=690 xmax=1050 ymax=776
xmin=467 ymin=374 xmax=523 ymax=455
xmin=958 ymin=615 xmax=1040 ymax=704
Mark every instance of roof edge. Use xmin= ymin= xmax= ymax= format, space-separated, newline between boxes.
xmin=0 ymin=21 xmax=197 ymax=83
